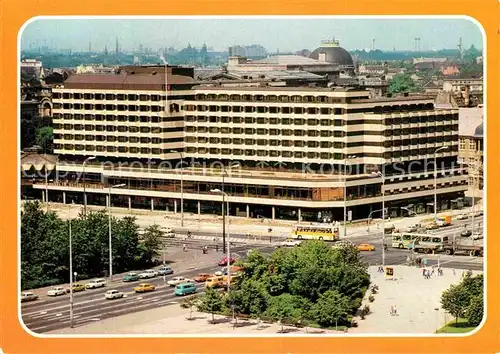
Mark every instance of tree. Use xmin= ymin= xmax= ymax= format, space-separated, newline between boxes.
xmin=310 ymin=290 xmax=351 ymax=328
xmin=36 ymin=126 xmax=53 ymax=153
xmin=388 ymin=73 xmax=420 ymax=94
xmin=198 ymin=287 xmax=223 ymax=323
xmin=441 ymin=284 xmax=470 ymax=323
xmin=139 ymin=224 xmax=163 ymax=265
xmin=225 ymin=279 xmax=268 ymax=317
xmin=264 ymin=293 xmax=310 ymax=328
xmin=180 ymin=296 xmax=199 ymax=320
xmin=466 ymin=295 xmax=483 ymax=327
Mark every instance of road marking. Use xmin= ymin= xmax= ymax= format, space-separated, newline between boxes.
xmin=169 ymin=301 xmax=178 ymax=304
xmin=151 ymin=298 xmax=159 ymax=302
xmin=55 ymin=313 xmax=62 ymax=317
xmin=30 ymin=325 xmax=49 ymax=331
xmin=137 ymin=296 xmax=143 ymax=300
xmin=40 ymin=311 xmax=47 ymax=315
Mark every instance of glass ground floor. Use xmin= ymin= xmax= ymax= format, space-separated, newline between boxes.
xmin=24 ymin=185 xmax=467 ymax=223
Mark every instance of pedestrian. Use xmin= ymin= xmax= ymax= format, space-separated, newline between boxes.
xmin=390 ymin=305 xmax=394 ymax=316
xmin=453 ymin=268 xmax=456 ymax=276
xmin=393 ymin=306 xmax=398 ymax=316
xmin=422 ymin=268 xmax=426 ymax=277
xmin=182 ymin=243 xmax=187 ymax=252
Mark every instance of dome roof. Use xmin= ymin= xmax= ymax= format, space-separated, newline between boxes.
xmin=309 ymin=44 xmax=354 ymax=66
xmin=474 ymin=122 xmax=483 ymax=137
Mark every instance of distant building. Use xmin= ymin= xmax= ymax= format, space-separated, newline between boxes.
xmin=412 ymin=57 xmax=447 ymax=64
xmin=440 ymin=64 xmax=460 ymax=76
xmin=358 ymin=64 xmax=386 ymax=76
xmin=309 ymin=39 xmax=355 ymax=75
xmin=228 ymin=44 xmax=267 ymax=58
xmin=458 ymin=106 xmax=484 ymax=198
xmin=21 ymin=59 xmax=45 ymax=81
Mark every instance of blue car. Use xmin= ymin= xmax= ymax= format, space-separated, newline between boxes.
xmin=157 ymin=266 xmax=174 ymax=275
xmin=174 ymin=282 xmax=197 ymax=296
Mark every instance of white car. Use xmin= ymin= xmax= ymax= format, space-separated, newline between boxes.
xmin=214 ymin=271 xmax=223 ymax=276
xmin=104 ymin=290 xmax=124 ymax=300
xmin=85 ymin=278 xmax=107 ymax=289
xmin=47 ymin=286 xmax=67 ymax=296
xmin=471 ymin=232 xmax=483 ymax=240
xmin=456 ymin=214 xmax=469 ymax=220
xmin=278 ymin=239 xmax=302 ymax=248
xmin=139 ymin=269 xmax=158 ymax=279
xmin=167 ymin=276 xmax=190 ymax=286
xmin=473 ymin=210 xmax=484 ymax=217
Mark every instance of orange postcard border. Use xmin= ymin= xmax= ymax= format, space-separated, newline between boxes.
xmin=0 ymin=1 xmax=498 ymax=353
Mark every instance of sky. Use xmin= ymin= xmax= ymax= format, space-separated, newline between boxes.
xmin=21 ymin=17 xmax=484 ymax=53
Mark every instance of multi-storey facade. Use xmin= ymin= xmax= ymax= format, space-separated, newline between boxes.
xmin=26 ymin=65 xmax=468 ymax=223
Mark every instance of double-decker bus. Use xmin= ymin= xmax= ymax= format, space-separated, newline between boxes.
xmin=292 ymin=224 xmax=339 ymax=241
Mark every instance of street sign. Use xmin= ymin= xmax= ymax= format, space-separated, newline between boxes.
xmin=385 ymin=267 xmax=394 ymax=278
xmin=348 ymin=210 xmax=352 ymax=221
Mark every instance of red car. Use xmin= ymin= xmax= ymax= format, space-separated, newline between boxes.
xmin=217 ymin=257 xmax=236 ymax=266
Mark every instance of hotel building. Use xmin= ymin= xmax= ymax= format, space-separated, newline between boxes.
xmin=25 ymin=65 xmax=468 ymax=222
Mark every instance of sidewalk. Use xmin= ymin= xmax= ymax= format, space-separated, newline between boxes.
xmin=349 ymin=265 xmax=482 ymax=334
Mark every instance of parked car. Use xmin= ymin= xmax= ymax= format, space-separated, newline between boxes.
xmin=358 ymin=243 xmax=376 ymax=251
xmin=174 ymin=282 xmax=197 ymax=296
xmin=456 ymin=214 xmax=469 ymax=220
xmin=157 ymin=266 xmax=174 ymax=275
xmin=167 ymin=276 xmax=190 ymax=286
xmin=123 ymin=272 xmax=140 ymax=282
xmin=460 ymin=229 xmax=472 ymax=237
xmin=134 ymin=283 xmax=156 ymax=293
xmin=47 ymin=286 xmax=67 ymax=297
xmin=21 ymin=292 xmax=38 ymax=303
xmin=194 ymin=273 xmax=211 ymax=282
xmin=217 ymin=257 xmax=236 ymax=266
xmin=473 ymin=210 xmax=483 ymax=217
xmin=162 ymin=227 xmax=176 ymax=238
xmin=85 ymin=278 xmax=107 ymax=289
xmin=405 ymin=225 xmax=419 ymax=233
xmin=139 ymin=269 xmax=158 ymax=279
xmin=105 ymin=290 xmax=124 ymax=300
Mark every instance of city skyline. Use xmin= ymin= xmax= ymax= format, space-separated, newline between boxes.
xmin=21 ymin=17 xmax=483 ymax=53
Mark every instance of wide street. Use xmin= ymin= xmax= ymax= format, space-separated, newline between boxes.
xmin=22 ymin=224 xmax=483 ymax=334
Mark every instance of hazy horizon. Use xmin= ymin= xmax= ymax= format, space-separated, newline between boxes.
xmin=21 ymin=17 xmax=484 ymax=53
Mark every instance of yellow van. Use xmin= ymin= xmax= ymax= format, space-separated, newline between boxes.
xmin=205 ymin=276 xmax=224 ymax=288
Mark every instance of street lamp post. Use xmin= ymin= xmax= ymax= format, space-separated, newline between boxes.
xmin=44 ymin=164 xmax=49 ymax=212
xmin=108 ymin=183 xmax=126 ymax=280
xmin=433 ymin=146 xmax=449 ymax=221
xmin=343 ymin=155 xmax=356 ymax=237
xmin=220 ymin=162 xmax=240 ymax=253
xmin=82 ymin=156 xmax=96 ymax=217
xmin=210 ymin=189 xmax=231 ymax=293
xmin=170 ymin=151 xmax=184 ymax=227
xmin=68 ymin=206 xmax=74 ymax=328
xmin=372 ymin=171 xmax=385 ymax=267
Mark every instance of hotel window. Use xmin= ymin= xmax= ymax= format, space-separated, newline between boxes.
xmin=221 ymin=138 xmax=231 ymax=144
xmin=233 ymin=149 xmax=242 ymax=156
xmin=282 ymin=151 xmax=292 ymax=158
xmin=282 ymin=107 xmax=291 ymax=114
xmin=140 ymin=127 xmax=150 ymax=133
xmin=294 ymin=107 xmax=304 ymax=114
xmin=270 ymin=117 xmax=280 ymax=124
xmin=221 ymin=116 xmax=231 ymax=123
xmin=256 ymin=128 xmax=267 ymax=135
xmin=269 ymin=129 xmax=279 ymax=136
xmin=233 ymin=117 xmax=243 ymax=124
xmin=209 ymin=116 xmax=219 ymax=123
xmin=245 ymin=139 xmax=255 ymax=145
xmin=320 ymin=131 xmax=331 ymax=137
xmin=245 ymin=117 xmax=254 ymax=124
xmin=198 ymin=127 xmax=208 ymax=133
xmin=245 ymin=128 xmax=255 ymax=135
xmin=256 ymin=106 xmax=267 ymax=114
xmin=308 ymin=131 xmax=318 ymax=137
xmin=209 ymin=137 xmax=220 ymax=144
xmin=130 ymin=147 xmax=139 ymax=153
xmin=140 ymin=148 xmax=150 ymax=154
xmin=295 ymin=141 xmax=304 ymax=148
xmin=257 ymin=117 xmax=268 ymax=124
xmin=307 ymin=141 xmax=319 ymax=148
xmin=320 ymin=142 xmax=331 ymax=148
xmin=209 ymin=127 xmax=219 ymax=133
xmin=281 ymin=118 xmax=292 ymax=125
xmin=294 ymin=118 xmax=305 ymax=125
xmin=294 ymin=151 xmax=304 ymax=158
xmin=270 ymin=140 xmax=280 ymax=146
xmin=293 ymin=130 xmax=304 ymax=137
xmin=221 ymin=127 xmax=231 ymax=134
xmin=282 ymin=129 xmax=292 ymax=136
xmin=198 ymin=137 xmax=208 ymax=143
xmin=269 ymin=107 xmax=279 ymax=114
xmin=233 ymin=128 xmax=243 ymax=134
xmin=257 ymin=139 xmax=267 ymax=146
xmin=320 ymin=152 xmax=331 ymax=159
xmin=233 ymin=138 xmax=244 ymax=144
xmin=221 ymin=148 xmax=231 ymax=155
xmin=282 ymin=140 xmax=292 ymax=147
xmin=270 ymin=150 xmax=280 ymax=157
xmin=129 ymin=127 xmax=139 ymax=133
xmin=334 ymin=119 xmax=344 ymax=126
xmin=233 ymin=106 xmax=242 ymax=113
xmin=244 ymin=106 xmax=255 ymax=113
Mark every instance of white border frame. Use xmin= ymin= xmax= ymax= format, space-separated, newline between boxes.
xmin=17 ymin=14 xmax=487 ymax=338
